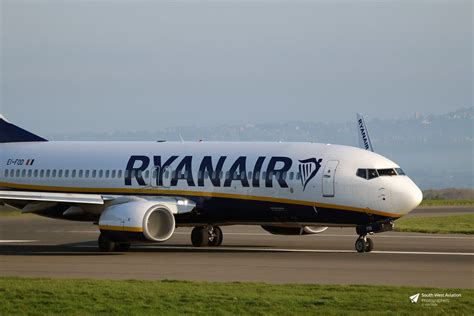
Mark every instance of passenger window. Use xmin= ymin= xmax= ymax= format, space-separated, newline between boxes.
xmin=72 ymin=170 xmax=77 ymax=178
xmin=28 ymin=170 xmax=32 ymax=178
xmin=79 ymin=170 xmax=84 ymax=178
xmin=52 ymin=170 xmax=56 ymax=177
xmin=296 ymin=172 xmax=301 ymax=180
xmin=248 ymin=171 xmax=252 ymax=180
xmin=356 ymin=169 xmax=367 ymax=179
xmin=99 ymin=170 xmax=104 ymax=178
xmin=262 ymin=171 xmax=267 ymax=179
xmin=4 ymin=169 xmax=8 ymax=178
xmin=64 ymin=170 xmax=69 ymax=178
xmin=16 ymin=170 xmax=20 ymax=177
xmin=111 ymin=170 xmax=116 ymax=178
xmin=92 ymin=170 xmax=97 ymax=178
xmin=40 ymin=170 xmax=45 ymax=178
xmin=46 ymin=170 xmax=51 ymax=178
xmin=10 ymin=169 xmax=14 ymax=177
xmin=34 ymin=170 xmax=38 ymax=178
xmin=118 ymin=170 xmax=123 ymax=178
xmin=85 ymin=170 xmax=90 ymax=178
xmin=58 ymin=170 xmax=63 ymax=178
xmin=367 ymin=169 xmax=378 ymax=180
xmin=21 ymin=170 xmax=26 ymax=177
xmin=289 ymin=172 xmax=294 ymax=180
xmin=144 ymin=170 xmax=150 ymax=179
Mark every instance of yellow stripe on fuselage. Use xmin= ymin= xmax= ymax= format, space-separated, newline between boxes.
xmin=99 ymin=225 xmax=143 ymax=233
xmin=0 ymin=181 xmax=402 ymax=218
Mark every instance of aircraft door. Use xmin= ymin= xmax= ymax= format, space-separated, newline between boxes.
xmin=322 ymin=160 xmax=339 ymax=197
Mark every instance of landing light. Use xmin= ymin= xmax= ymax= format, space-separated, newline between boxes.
xmin=177 ymin=200 xmax=188 ymax=206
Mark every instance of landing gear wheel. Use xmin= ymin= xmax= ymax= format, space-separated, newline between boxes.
xmin=208 ymin=226 xmax=223 ymax=247
xmin=191 ymin=226 xmax=208 ymax=247
xmin=98 ymin=234 xmax=116 ymax=252
xmin=355 ymin=238 xmax=366 ymax=253
xmin=365 ymin=238 xmax=374 ymax=252
xmin=115 ymin=243 xmax=131 ymax=252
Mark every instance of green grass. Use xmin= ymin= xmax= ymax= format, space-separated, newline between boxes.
xmin=420 ymin=199 xmax=474 ymax=207
xmin=0 ymin=277 xmax=472 ymax=315
xmin=395 ymin=214 xmax=474 ymax=234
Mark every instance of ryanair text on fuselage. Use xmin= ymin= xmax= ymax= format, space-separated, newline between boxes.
xmin=125 ymin=155 xmax=323 ymax=190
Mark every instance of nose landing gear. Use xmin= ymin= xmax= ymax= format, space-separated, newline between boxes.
xmin=191 ymin=225 xmax=223 ymax=247
xmin=355 ymin=220 xmax=394 ymax=253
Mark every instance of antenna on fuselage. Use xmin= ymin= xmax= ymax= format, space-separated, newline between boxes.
xmin=356 ymin=113 xmax=374 ymax=152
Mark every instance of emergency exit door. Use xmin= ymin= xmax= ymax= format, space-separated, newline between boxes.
xmin=322 ymin=160 xmax=339 ymax=197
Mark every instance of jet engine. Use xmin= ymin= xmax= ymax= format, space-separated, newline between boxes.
xmin=261 ymin=225 xmax=328 ymax=235
xmin=99 ymin=200 xmax=177 ymax=242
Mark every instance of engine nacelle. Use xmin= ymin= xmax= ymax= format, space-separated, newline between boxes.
xmin=99 ymin=200 xmax=177 ymax=242
xmin=262 ymin=225 xmax=328 ymax=235
xmin=302 ymin=226 xmax=329 ymax=234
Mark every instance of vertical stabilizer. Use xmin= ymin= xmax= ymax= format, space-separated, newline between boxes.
xmin=356 ymin=113 xmax=374 ymax=152
xmin=0 ymin=115 xmax=47 ymax=143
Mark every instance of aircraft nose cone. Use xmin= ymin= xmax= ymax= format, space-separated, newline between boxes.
xmin=398 ymin=180 xmax=423 ymax=214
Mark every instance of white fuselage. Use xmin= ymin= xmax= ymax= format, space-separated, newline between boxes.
xmin=0 ymin=141 xmax=422 ymax=224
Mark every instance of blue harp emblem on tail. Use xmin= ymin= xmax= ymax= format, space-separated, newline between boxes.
xmin=298 ymin=158 xmax=323 ymax=191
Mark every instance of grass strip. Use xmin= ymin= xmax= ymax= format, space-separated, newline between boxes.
xmin=420 ymin=199 xmax=474 ymax=207
xmin=0 ymin=277 xmax=473 ymax=315
xmin=395 ymin=214 xmax=474 ymax=234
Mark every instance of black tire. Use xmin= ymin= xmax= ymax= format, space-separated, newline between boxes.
xmin=355 ymin=238 xmax=366 ymax=253
xmin=115 ymin=243 xmax=131 ymax=252
xmin=208 ymin=226 xmax=223 ymax=247
xmin=98 ymin=234 xmax=116 ymax=252
xmin=191 ymin=226 xmax=208 ymax=247
xmin=365 ymin=238 xmax=374 ymax=252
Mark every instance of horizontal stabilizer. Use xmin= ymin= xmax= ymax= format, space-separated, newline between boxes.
xmin=0 ymin=115 xmax=47 ymax=143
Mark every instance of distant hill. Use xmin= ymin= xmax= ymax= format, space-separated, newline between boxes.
xmin=423 ymin=188 xmax=474 ymax=200
xmin=46 ymin=107 xmax=473 ymax=190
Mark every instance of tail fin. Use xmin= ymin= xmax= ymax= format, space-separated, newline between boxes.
xmin=356 ymin=113 xmax=374 ymax=152
xmin=0 ymin=115 xmax=47 ymax=143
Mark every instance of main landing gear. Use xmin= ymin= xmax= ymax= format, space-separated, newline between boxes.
xmin=355 ymin=235 xmax=374 ymax=253
xmin=98 ymin=233 xmax=131 ymax=252
xmin=354 ymin=220 xmax=394 ymax=253
xmin=191 ymin=225 xmax=223 ymax=247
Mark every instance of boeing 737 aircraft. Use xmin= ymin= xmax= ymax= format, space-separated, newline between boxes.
xmin=0 ymin=115 xmax=422 ymax=253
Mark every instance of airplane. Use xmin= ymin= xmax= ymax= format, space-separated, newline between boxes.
xmin=0 ymin=114 xmax=422 ymax=253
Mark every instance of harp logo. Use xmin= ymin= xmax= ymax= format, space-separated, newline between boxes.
xmin=298 ymin=158 xmax=323 ymax=191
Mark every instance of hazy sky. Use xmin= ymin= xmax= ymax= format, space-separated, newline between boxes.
xmin=1 ymin=0 xmax=472 ymax=134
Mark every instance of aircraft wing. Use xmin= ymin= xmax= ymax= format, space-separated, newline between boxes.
xmin=0 ymin=190 xmax=109 ymax=205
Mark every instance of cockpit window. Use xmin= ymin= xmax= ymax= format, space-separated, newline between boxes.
xmin=395 ymin=168 xmax=406 ymax=175
xmin=356 ymin=169 xmax=367 ymax=179
xmin=377 ymin=169 xmax=397 ymax=176
xmin=367 ymin=169 xmax=378 ymax=179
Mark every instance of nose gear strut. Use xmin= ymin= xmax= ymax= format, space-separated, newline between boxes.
xmin=355 ymin=220 xmax=394 ymax=253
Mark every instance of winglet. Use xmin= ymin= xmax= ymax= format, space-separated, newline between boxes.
xmin=356 ymin=113 xmax=374 ymax=152
xmin=0 ymin=115 xmax=47 ymax=143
